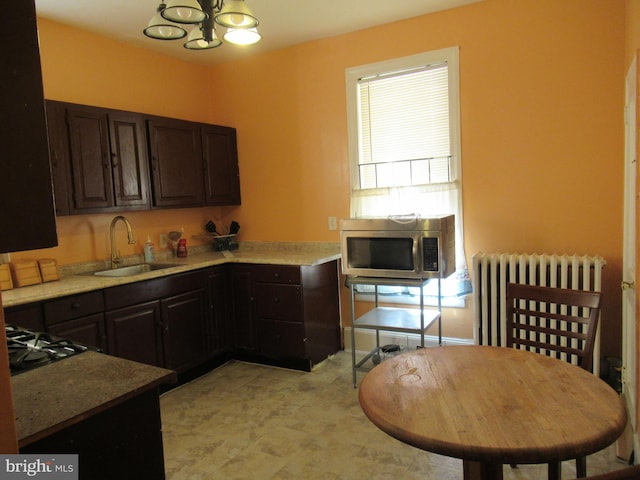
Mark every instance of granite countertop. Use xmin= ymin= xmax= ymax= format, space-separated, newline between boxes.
xmin=12 ymin=351 xmax=176 ymax=447
xmin=2 ymin=242 xmax=342 ymax=308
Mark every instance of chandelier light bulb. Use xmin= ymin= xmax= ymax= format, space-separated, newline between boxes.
xmin=224 ymin=27 xmax=261 ymax=46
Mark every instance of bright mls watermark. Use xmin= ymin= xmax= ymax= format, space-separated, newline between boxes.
xmin=0 ymin=455 xmax=77 ymax=479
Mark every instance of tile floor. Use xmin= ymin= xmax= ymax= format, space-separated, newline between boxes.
xmin=160 ymin=351 xmax=629 ymax=480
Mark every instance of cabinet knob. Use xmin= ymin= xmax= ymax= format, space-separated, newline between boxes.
xmin=274 ymin=272 xmax=280 ymax=279
xmin=71 ymin=302 xmax=80 ymax=310
xmin=273 ymin=297 xmax=279 ymax=303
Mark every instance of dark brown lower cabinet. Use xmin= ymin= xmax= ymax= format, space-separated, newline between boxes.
xmin=7 ymin=260 xmax=341 ymax=375
xmin=256 ymin=320 xmax=306 ymax=359
xmin=206 ymin=265 xmax=231 ymax=354
xmin=252 ymin=261 xmax=341 ymax=367
xmin=21 ymin=388 xmax=166 ymax=480
xmin=160 ymin=289 xmax=207 ymax=372
xmin=43 ymin=291 xmax=106 ymax=351
xmin=3 ymin=304 xmax=45 ymax=332
xmin=105 ymin=301 xmax=163 ymax=367
xmin=229 ymin=265 xmax=257 ymax=352
xmin=104 ymin=270 xmax=207 ymax=372
xmin=48 ymin=313 xmax=106 ymax=351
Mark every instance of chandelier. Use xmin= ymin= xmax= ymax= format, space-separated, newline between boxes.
xmin=144 ymin=0 xmax=261 ymax=50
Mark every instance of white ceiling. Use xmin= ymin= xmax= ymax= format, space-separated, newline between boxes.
xmin=34 ymin=0 xmax=482 ymax=65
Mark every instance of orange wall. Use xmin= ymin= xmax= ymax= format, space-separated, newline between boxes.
xmin=19 ymin=0 xmax=626 ymax=356
xmin=626 ymin=0 xmax=640 ymax=68
xmin=209 ymin=0 xmax=626 ymax=355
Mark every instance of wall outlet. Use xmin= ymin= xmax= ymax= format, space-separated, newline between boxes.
xmin=328 ymin=216 xmax=337 ymax=231
xmin=159 ymin=234 xmax=168 ymax=249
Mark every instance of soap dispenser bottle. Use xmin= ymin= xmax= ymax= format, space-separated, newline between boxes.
xmin=144 ymin=235 xmax=155 ymax=262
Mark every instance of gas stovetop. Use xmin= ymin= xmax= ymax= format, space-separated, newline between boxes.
xmin=6 ymin=324 xmax=90 ymax=375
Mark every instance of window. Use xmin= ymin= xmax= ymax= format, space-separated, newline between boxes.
xmin=345 ymin=47 xmax=469 ymax=303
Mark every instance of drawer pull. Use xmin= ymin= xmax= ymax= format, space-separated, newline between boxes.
xmin=71 ymin=302 xmax=81 ymax=310
xmin=274 ymin=272 xmax=280 ymax=279
xmin=273 ymin=297 xmax=279 ymax=303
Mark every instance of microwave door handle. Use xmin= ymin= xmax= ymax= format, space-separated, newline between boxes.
xmin=413 ymin=236 xmax=420 ymax=274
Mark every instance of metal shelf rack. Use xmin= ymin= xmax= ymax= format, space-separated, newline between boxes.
xmin=348 ymin=275 xmax=442 ymax=387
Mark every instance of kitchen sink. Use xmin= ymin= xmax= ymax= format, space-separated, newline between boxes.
xmin=93 ymin=263 xmax=177 ymax=277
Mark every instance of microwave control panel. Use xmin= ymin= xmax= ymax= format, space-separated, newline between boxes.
xmin=422 ymin=237 xmax=439 ymax=272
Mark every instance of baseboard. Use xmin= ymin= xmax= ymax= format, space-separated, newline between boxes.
xmin=343 ymin=326 xmax=473 ymax=353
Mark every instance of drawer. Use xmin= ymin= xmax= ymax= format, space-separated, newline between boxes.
xmin=254 ymin=284 xmax=302 ymax=322
xmin=257 ymin=320 xmax=306 ymax=359
xmin=44 ymin=290 xmax=104 ymax=325
xmin=253 ymin=265 xmax=301 ymax=285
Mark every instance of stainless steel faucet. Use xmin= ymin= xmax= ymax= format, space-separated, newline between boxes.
xmin=110 ymin=215 xmax=136 ymax=269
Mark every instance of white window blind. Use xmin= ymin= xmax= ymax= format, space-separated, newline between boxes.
xmin=357 ymin=64 xmax=451 ymax=189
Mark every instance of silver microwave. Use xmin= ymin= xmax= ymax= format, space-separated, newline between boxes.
xmin=340 ymin=215 xmax=455 ymax=279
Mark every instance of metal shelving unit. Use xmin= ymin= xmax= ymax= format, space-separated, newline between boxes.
xmin=348 ymin=276 xmax=442 ymax=387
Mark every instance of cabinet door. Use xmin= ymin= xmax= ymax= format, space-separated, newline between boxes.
xmin=45 ymin=101 xmax=71 ymax=216
xmin=67 ymin=105 xmax=114 ymax=211
xmin=201 ymin=125 xmax=241 ymax=206
xmin=105 ymin=301 xmax=163 ymax=367
xmin=108 ymin=110 xmax=151 ymax=209
xmin=147 ymin=117 xmax=205 ymax=208
xmin=47 ymin=313 xmax=106 ymax=351
xmin=160 ymin=289 xmax=207 ymax=372
xmin=0 ymin=0 xmax=57 ymax=252
xmin=229 ymin=265 xmax=257 ymax=351
xmin=206 ymin=266 xmax=230 ymax=354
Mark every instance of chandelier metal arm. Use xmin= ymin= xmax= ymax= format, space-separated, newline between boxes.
xmin=198 ymin=0 xmax=215 ymax=42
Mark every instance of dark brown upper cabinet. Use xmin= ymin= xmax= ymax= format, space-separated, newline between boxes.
xmin=147 ymin=117 xmax=205 ymax=208
xmin=47 ymin=101 xmax=151 ymax=214
xmin=202 ymin=125 xmax=241 ymax=206
xmin=108 ymin=111 xmax=152 ymax=209
xmin=0 ymin=0 xmax=58 ymax=252
xmin=45 ymin=101 xmax=240 ymax=215
xmin=64 ymin=103 xmax=151 ymax=213
xmin=66 ymin=105 xmax=114 ymax=211
xmin=45 ymin=101 xmax=72 ymax=216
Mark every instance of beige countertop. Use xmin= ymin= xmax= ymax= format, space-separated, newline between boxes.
xmin=12 ymin=351 xmax=176 ymax=447
xmin=2 ymin=242 xmax=341 ymax=308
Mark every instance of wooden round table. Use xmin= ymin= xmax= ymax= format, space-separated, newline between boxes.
xmin=358 ymin=345 xmax=626 ymax=480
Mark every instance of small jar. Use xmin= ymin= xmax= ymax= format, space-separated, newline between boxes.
xmin=177 ymin=238 xmax=187 ymax=258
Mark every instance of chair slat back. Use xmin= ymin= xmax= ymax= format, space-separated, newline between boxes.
xmin=506 ymin=283 xmax=601 ymax=372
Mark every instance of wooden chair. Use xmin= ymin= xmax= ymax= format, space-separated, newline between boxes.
xmin=577 ymin=464 xmax=640 ymax=479
xmin=506 ymin=283 xmax=603 ymax=479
